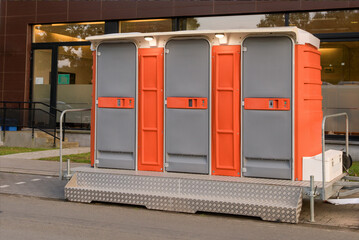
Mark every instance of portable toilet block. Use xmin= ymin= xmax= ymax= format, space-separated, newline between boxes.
xmin=65 ymin=27 xmax=350 ymax=224
xmin=88 ymin=27 xmax=325 ymax=181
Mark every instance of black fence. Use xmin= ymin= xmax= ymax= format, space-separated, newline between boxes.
xmin=0 ymin=101 xmax=62 ymax=146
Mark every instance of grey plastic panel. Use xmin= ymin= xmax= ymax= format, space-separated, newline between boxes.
xmin=165 ymin=39 xmax=209 ymax=97
xmin=165 ymin=39 xmax=210 ymax=174
xmin=96 ymin=42 xmax=136 ymax=169
xmin=242 ymin=37 xmax=292 ymax=99
xmin=97 ymin=42 xmax=136 ymax=97
xmin=242 ymin=37 xmax=292 ymax=179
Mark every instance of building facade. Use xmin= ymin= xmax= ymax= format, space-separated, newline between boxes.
xmin=0 ymin=0 xmax=358 ymax=136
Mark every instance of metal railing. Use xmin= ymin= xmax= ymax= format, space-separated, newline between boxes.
xmin=321 ymin=112 xmax=349 ymax=200
xmin=0 ymin=101 xmax=62 ymax=146
xmin=59 ymin=108 xmax=91 ymax=180
xmin=0 ymin=101 xmax=91 ymax=146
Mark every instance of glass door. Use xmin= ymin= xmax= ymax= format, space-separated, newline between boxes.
xmin=31 ymin=47 xmax=57 ymax=129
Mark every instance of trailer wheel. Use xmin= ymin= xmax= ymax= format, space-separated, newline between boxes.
xmin=342 ymin=152 xmax=352 ymax=171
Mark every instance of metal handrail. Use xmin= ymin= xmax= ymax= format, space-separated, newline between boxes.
xmin=59 ymin=108 xmax=91 ymax=180
xmin=321 ymin=112 xmax=349 ymax=200
xmin=0 ymin=101 xmax=63 ymax=114
xmin=0 ymin=101 xmax=62 ymax=145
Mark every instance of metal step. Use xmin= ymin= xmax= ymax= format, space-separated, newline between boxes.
xmin=65 ymin=170 xmax=303 ymax=223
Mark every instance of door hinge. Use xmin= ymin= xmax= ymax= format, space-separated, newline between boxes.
xmin=165 ymin=49 xmax=169 ymax=54
xmin=242 ymin=47 xmax=247 ymax=52
xmin=164 ymin=99 xmax=167 ymax=105
xmin=164 ymin=162 xmax=169 ymax=168
xmin=97 ymin=52 xmax=101 ymax=56
xmin=95 ymin=159 xmax=99 ymax=164
xmin=95 ymin=100 xmax=98 ymax=105
xmin=242 ymin=101 xmax=245 ymax=106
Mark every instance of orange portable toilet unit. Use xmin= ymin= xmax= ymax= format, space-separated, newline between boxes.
xmin=65 ymin=28 xmax=347 ymax=223
xmin=88 ymin=27 xmax=323 ymax=181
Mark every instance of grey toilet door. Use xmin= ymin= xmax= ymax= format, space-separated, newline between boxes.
xmin=96 ymin=42 xmax=136 ymax=169
xmin=165 ymin=39 xmax=210 ymax=174
xmin=242 ymin=37 xmax=292 ymax=179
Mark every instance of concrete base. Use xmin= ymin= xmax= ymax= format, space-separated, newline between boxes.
xmin=2 ymin=131 xmax=45 ymax=148
xmin=62 ymin=131 xmax=90 ymax=147
xmin=1 ymin=130 xmax=83 ymax=148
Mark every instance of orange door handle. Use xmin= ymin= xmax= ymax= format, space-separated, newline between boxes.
xmin=98 ymin=97 xmax=135 ymax=109
xmin=167 ymin=97 xmax=207 ymax=109
xmin=244 ymin=98 xmax=290 ymax=111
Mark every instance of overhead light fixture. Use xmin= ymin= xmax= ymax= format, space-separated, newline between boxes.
xmin=144 ymin=36 xmax=154 ymax=41
xmin=144 ymin=36 xmax=157 ymax=47
xmin=215 ymin=33 xmax=225 ymax=39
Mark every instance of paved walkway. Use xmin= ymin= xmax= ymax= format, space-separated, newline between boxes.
xmin=0 ymin=147 xmax=90 ymax=176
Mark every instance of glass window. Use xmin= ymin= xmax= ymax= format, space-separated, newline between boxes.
xmin=119 ymin=19 xmax=172 ymax=33
xmin=320 ymin=42 xmax=359 ymax=85
xmin=56 ymin=45 xmax=93 ymax=127
xmin=180 ymin=14 xmax=285 ymax=30
xmin=321 ymin=41 xmax=359 ymax=135
xmin=33 ymin=22 xmax=105 ymax=43
xmin=289 ymin=10 xmax=359 ymax=34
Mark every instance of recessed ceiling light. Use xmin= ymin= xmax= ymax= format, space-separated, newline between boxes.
xmin=144 ymin=36 xmax=154 ymax=41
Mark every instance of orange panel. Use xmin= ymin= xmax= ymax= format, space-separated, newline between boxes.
xmin=91 ymin=51 xmax=96 ymax=167
xmin=98 ymin=97 xmax=135 ymax=108
xmin=167 ymin=97 xmax=207 ymax=109
xmin=244 ymin=98 xmax=290 ymax=111
xmin=294 ymin=44 xmax=323 ymax=180
xmin=211 ymin=45 xmax=241 ymax=177
xmin=138 ymin=48 xmax=164 ymax=171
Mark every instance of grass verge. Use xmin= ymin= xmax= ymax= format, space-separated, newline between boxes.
xmin=39 ymin=152 xmax=90 ymax=164
xmin=349 ymin=161 xmax=359 ymax=176
xmin=0 ymin=146 xmax=50 ymax=156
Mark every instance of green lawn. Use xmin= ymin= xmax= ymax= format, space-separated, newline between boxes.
xmin=0 ymin=146 xmax=49 ymax=156
xmin=39 ymin=152 xmax=90 ymax=164
xmin=349 ymin=161 xmax=359 ymax=176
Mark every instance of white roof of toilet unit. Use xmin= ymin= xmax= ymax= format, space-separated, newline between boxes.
xmin=86 ymin=27 xmax=320 ymax=49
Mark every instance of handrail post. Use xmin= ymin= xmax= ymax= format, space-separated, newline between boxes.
xmin=63 ymin=114 xmax=66 ymax=142
xmin=321 ymin=112 xmax=349 ymax=200
xmin=59 ymin=108 xmax=91 ymax=180
xmin=310 ymin=175 xmax=315 ymax=222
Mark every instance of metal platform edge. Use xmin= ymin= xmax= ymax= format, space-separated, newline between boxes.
xmin=65 ymin=170 xmax=304 ymax=223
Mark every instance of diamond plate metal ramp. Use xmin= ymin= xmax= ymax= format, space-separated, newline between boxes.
xmin=65 ymin=171 xmax=303 ymax=223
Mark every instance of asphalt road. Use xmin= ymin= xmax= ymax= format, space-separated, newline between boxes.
xmin=0 ymin=172 xmax=66 ymax=199
xmin=0 ymin=172 xmax=358 ymax=240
